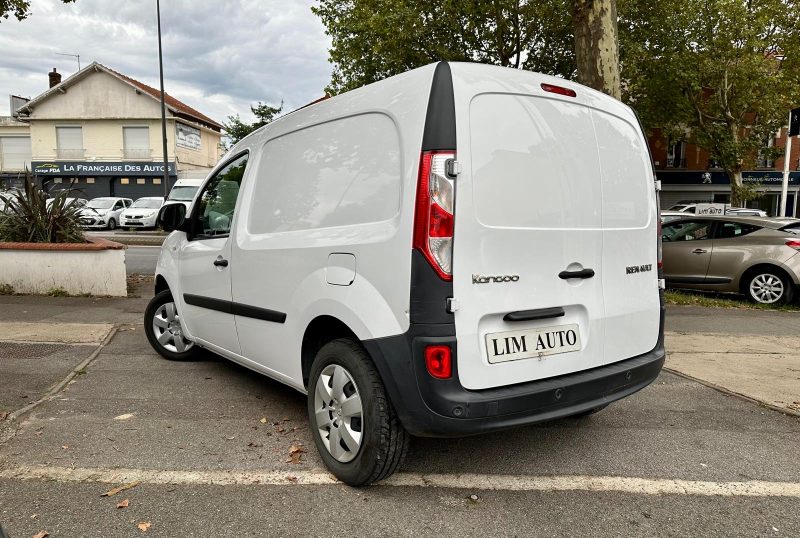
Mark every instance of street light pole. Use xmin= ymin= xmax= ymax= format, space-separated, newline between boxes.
xmin=157 ymin=0 xmax=170 ymax=198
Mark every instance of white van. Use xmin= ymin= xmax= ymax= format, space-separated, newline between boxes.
xmin=163 ymin=178 xmax=203 ymax=212
xmin=145 ymin=62 xmax=665 ymax=485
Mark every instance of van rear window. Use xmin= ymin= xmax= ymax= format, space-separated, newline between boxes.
xmin=249 ymin=113 xmax=401 ymax=234
xmin=469 ymin=94 xmax=651 ymax=230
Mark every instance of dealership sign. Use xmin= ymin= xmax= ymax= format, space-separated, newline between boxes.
xmin=32 ymin=161 xmax=176 ymax=177
xmin=176 ymin=122 xmax=201 ymax=150
xmin=658 ymin=170 xmax=800 ymax=186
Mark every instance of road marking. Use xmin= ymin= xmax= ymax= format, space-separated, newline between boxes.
xmin=2 ymin=465 xmax=800 ymax=497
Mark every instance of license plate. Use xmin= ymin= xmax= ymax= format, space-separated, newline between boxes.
xmin=485 ymin=323 xmax=581 ymax=364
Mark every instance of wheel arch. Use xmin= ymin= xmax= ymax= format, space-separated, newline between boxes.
xmin=155 ymin=274 xmax=170 ymax=295
xmin=301 ymin=315 xmax=361 ymax=389
xmin=738 ymin=262 xmax=795 ymax=294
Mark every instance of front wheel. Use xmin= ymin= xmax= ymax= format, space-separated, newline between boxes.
xmin=144 ymin=290 xmax=199 ymax=360
xmin=107 ymin=218 xmax=117 ymax=231
xmin=308 ymin=339 xmax=409 ymax=486
xmin=746 ymin=270 xmax=794 ymax=305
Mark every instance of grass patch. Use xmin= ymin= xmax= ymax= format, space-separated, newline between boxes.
xmin=0 ymin=283 xmax=14 ymax=295
xmin=665 ymin=289 xmax=800 ymax=312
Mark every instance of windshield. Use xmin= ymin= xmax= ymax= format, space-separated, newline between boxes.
xmin=131 ymin=198 xmax=163 ymax=209
xmin=168 ymin=186 xmax=199 ymax=201
xmin=87 ymin=199 xmax=114 ymax=209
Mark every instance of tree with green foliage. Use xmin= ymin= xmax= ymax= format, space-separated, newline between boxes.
xmin=620 ymin=0 xmax=800 ymax=205
xmin=222 ymin=101 xmax=283 ymax=146
xmin=1 ymin=0 xmax=75 ymax=21
xmin=312 ymin=0 xmax=575 ymax=94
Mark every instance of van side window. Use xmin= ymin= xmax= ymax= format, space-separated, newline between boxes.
xmin=192 ymin=153 xmax=248 ymax=239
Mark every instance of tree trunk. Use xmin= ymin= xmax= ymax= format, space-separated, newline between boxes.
xmin=572 ymin=0 xmax=621 ymax=100
xmin=728 ymin=169 xmax=744 ymax=206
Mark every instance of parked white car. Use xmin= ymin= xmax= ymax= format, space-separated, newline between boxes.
xmin=46 ymin=197 xmax=88 ymax=210
xmin=79 ymin=197 xmax=132 ymax=230
xmin=121 ymin=197 xmax=165 ymax=229
xmin=145 ymin=62 xmax=665 ymax=485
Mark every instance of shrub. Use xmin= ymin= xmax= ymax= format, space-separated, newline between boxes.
xmin=0 ymin=172 xmax=85 ymax=243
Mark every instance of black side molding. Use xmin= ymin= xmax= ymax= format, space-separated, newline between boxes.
xmin=558 ymin=268 xmax=595 ymax=280
xmin=184 ymin=294 xmax=286 ymax=324
xmin=504 ymin=307 xmax=565 ymax=322
xmin=665 ymin=276 xmax=731 ymax=285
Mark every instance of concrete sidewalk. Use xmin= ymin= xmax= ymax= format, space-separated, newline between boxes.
xmin=665 ymin=332 xmax=800 ymax=416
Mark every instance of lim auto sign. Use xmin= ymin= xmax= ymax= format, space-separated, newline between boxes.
xmin=32 ymin=161 xmax=176 ymax=177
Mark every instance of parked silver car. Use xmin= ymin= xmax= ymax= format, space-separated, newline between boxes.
xmin=662 ymin=216 xmax=800 ymax=304
xmin=79 ymin=197 xmax=132 ymax=230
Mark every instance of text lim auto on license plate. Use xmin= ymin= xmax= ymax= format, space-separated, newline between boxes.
xmin=485 ymin=323 xmax=581 ymax=364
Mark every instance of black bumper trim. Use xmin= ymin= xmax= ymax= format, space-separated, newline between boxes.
xmin=363 ymin=296 xmax=665 ymax=438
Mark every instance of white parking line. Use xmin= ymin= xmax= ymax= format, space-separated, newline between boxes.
xmin=2 ymin=465 xmax=800 ymax=497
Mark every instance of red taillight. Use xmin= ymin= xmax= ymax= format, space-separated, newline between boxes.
xmin=425 ymin=345 xmax=452 ymax=379
xmin=541 ymin=83 xmax=577 ymax=98
xmin=414 ymin=151 xmax=456 ymax=280
xmin=786 ymin=240 xmax=800 ymax=251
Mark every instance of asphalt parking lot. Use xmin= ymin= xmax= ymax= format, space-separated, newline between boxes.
xmin=0 ymin=291 xmax=798 ymax=537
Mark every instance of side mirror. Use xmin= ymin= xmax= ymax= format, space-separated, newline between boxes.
xmin=158 ymin=203 xmax=188 ymax=232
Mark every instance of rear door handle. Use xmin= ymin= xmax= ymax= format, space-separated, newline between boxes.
xmin=692 ymin=249 xmax=708 ymax=254
xmin=504 ymin=307 xmax=565 ymax=322
xmin=213 ymin=258 xmax=229 ymax=267
xmin=558 ymin=268 xmax=595 ymax=280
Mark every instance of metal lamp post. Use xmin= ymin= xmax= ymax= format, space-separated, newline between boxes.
xmin=157 ymin=0 xmax=170 ymax=197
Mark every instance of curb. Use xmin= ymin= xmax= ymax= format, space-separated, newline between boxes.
xmin=663 ymin=367 xmax=800 ymax=418
xmin=4 ymin=327 xmax=119 ymax=425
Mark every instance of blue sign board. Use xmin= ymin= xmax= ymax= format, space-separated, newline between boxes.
xmin=657 ymin=170 xmax=800 ymax=186
xmin=32 ymin=161 xmax=177 ymax=177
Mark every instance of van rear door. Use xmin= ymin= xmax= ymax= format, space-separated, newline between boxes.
xmin=449 ymin=67 xmax=659 ymax=391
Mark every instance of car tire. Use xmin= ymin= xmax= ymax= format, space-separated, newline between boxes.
xmin=307 ymin=338 xmax=409 ymax=486
xmin=107 ymin=218 xmax=117 ymax=231
xmin=144 ymin=289 xmax=199 ymax=361
xmin=745 ymin=269 xmax=794 ymax=305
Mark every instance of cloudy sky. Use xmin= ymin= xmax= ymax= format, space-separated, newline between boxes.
xmin=0 ymin=0 xmax=333 ymax=124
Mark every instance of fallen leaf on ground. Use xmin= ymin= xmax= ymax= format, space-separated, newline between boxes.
xmin=137 ymin=521 xmax=151 ymax=532
xmin=285 ymin=475 xmax=298 ymax=482
xmin=61 ymin=445 xmax=69 ymax=450
xmin=259 ymin=417 xmax=268 ymax=423
xmin=0 ymin=411 xmax=9 ymax=420
xmin=247 ymin=442 xmax=263 ymax=448
xmin=117 ymin=499 xmax=130 ymax=509
xmin=286 ymin=444 xmax=305 ymax=464
xmin=113 ymin=413 xmax=135 ymax=421
xmin=32 ymin=531 xmax=49 ymax=538
xmin=101 ymin=481 xmax=140 ymax=497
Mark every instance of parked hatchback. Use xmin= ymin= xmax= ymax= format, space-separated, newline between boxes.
xmin=79 ymin=197 xmax=132 ymax=230
xmin=144 ymin=62 xmax=665 ymax=485
xmin=121 ymin=197 xmax=165 ymax=229
xmin=662 ymin=216 xmax=800 ymax=304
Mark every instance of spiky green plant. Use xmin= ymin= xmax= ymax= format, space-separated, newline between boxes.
xmin=0 ymin=172 xmax=85 ymax=243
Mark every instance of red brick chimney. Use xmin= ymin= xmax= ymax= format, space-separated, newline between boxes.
xmin=48 ymin=68 xmax=62 ymax=88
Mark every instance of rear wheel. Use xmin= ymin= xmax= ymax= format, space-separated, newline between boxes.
xmin=144 ymin=290 xmax=199 ymax=360
xmin=307 ymin=338 xmax=409 ymax=486
xmin=746 ymin=269 xmax=793 ymax=305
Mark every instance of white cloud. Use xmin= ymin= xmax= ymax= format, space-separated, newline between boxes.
xmin=0 ymin=0 xmax=333 ymax=124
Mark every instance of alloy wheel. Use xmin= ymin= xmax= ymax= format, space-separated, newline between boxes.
xmin=313 ymin=363 xmax=364 ymax=463
xmin=151 ymin=301 xmax=194 ymax=353
xmin=749 ymin=273 xmax=784 ymax=304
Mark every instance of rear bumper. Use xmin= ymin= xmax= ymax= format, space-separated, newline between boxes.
xmin=363 ymin=301 xmax=665 ymax=438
